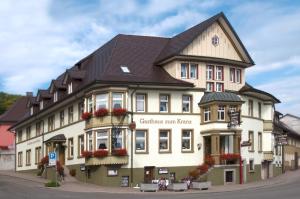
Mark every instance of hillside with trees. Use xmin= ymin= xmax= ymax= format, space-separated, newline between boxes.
xmin=0 ymin=92 xmax=22 ymax=115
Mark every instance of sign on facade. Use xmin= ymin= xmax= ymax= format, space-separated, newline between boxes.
xmin=48 ymin=152 xmax=56 ymax=166
xmin=227 ymin=110 xmax=241 ymax=128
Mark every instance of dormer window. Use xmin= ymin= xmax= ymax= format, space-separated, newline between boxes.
xmin=53 ymin=91 xmax=58 ymax=102
xmin=40 ymin=101 xmax=44 ymax=110
xmin=30 ymin=106 xmax=34 ymax=116
xmin=68 ymin=82 xmax=73 ymax=94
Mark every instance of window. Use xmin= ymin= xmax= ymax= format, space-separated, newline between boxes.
xmin=190 ymin=64 xmax=198 ymax=79
xmin=68 ymin=106 xmax=73 ymax=124
xmin=258 ymin=102 xmax=262 ymax=119
xmin=258 ymin=132 xmax=262 ymax=152
xmin=107 ymin=168 xmax=118 ymax=176
xmin=182 ymin=95 xmax=191 ymax=113
xmin=120 ymin=65 xmax=130 ymax=73
xmin=216 ymin=83 xmax=224 ymax=92
xmin=248 ymin=100 xmax=253 ymax=117
xmin=218 ymin=106 xmax=225 ymax=121
xmin=216 ymin=66 xmax=223 ymax=80
xmin=35 ymin=147 xmax=41 ymax=164
xmin=96 ymin=93 xmax=108 ymax=109
xmin=159 ymin=94 xmax=169 ymax=113
xmin=30 ymin=106 xmax=34 ymax=116
xmin=40 ymin=101 xmax=44 ymax=110
xmin=236 ymin=69 xmax=241 ymax=83
xmin=225 ymin=170 xmax=235 ymax=184
xmin=181 ymin=63 xmax=188 ymax=78
xmin=26 ymin=126 xmax=31 ymax=140
xmin=135 ymin=130 xmax=147 ymax=153
xmin=78 ymin=135 xmax=85 ymax=157
xmin=26 ymin=150 xmax=31 ymax=166
xmin=68 ymin=138 xmax=74 ymax=158
xmin=204 ymin=107 xmax=211 ymax=122
xmin=87 ymin=96 xmax=93 ymax=113
xmin=206 ymin=65 xmax=214 ymax=80
xmin=159 ymin=130 xmax=171 ymax=153
xmin=230 ymin=68 xmax=235 ymax=82
xmin=206 ymin=82 xmax=214 ymax=92
xmin=78 ymin=101 xmax=84 ymax=120
xmin=87 ymin=131 xmax=93 ymax=151
xmin=249 ymin=159 xmax=254 ymax=172
xmin=36 ymin=121 xmax=44 ymax=136
xmin=249 ymin=131 xmax=254 ymax=151
xmin=17 ymin=130 xmax=22 ymax=142
xmin=182 ymin=130 xmax=193 ymax=152
xmin=229 ymin=106 xmax=237 ymax=113
xmin=220 ymin=135 xmax=234 ymax=154
xmin=18 ymin=152 xmax=23 ymax=167
xmin=68 ymin=82 xmax=73 ymax=94
xmin=112 ymin=93 xmax=124 ymax=109
xmin=53 ymin=91 xmax=58 ymax=102
xmin=48 ymin=115 xmax=55 ymax=131
xmin=136 ymin=94 xmax=146 ymax=112
xmin=96 ymin=130 xmax=109 ymax=150
xmin=60 ymin=110 xmax=64 ymax=127
xmin=111 ymin=129 xmax=124 ymax=149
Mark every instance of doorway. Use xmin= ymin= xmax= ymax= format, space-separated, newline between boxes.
xmin=144 ymin=166 xmax=155 ymax=183
xmin=57 ymin=144 xmax=65 ymax=165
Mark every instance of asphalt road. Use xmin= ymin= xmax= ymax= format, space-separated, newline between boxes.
xmin=0 ymin=174 xmax=300 ymax=199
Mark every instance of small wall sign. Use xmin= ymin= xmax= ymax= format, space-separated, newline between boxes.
xmin=158 ymin=168 xmax=168 ymax=174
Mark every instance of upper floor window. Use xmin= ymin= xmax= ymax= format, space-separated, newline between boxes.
xmin=135 ymin=130 xmax=148 ymax=153
xmin=236 ymin=69 xmax=241 ymax=83
xmin=60 ymin=110 xmax=64 ymax=127
xmin=204 ymin=107 xmax=211 ymax=122
xmin=53 ymin=91 xmax=58 ymax=102
xmin=87 ymin=131 xmax=93 ymax=151
xmin=111 ymin=129 xmax=124 ymax=149
xmin=230 ymin=68 xmax=235 ymax=82
xmin=229 ymin=106 xmax=237 ymax=113
xmin=17 ymin=130 xmax=22 ymax=142
xmin=258 ymin=102 xmax=262 ymax=119
xmin=96 ymin=93 xmax=108 ymax=109
xmin=68 ymin=82 xmax=73 ymax=94
xmin=39 ymin=101 xmax=44 ymax=110
xmin=206 ymin=82 xmax=214 ymax=92
xmin=96 ymin=130 xmax=109 ymax=150
xmin=218 ymin=106 xmax=225 ymax=121
xmin=248 ymin=100 xmax=253 ymax=117
xmin=26 ymin=126 xmax=31 ymax=139
xmin=112 ymin=93 xmax=123 ymax=109
xmin=216 ymin=66 xmax=223 ymax=81
xmin=78 ymin=101 xmax=84 ymax=120
xmin=206 ymin=65 xmax=214 ymax=80
xmin=48 ymin=115 xmax=55 ymax=132
xmin=30 ymin=106 xmax=34 ymax=116
xmin=68 ymin=106 xmax=73 ymax=124
xmin=36 ymin=121 xmax=44 ymax=136
xmin=159 ymin=94 xmax=169 ymax=113
xmin=181 ymin=63 xmax=188 ymax=79
xmin=182 ymin=95 xmax=191 ymax=113
xmin=159 ymin=130 xmax=171 ymax=153
xmin=87 ymin=96 xmax=93 ymax=113
xmin=182 ymin=130 xmax=193 ymax=152
xmin=190 ymin=64 xmax=198 ymax=79
xmin=216 ymin=83 xmax=224 ymax=92
xmin=136 ymin=94 xmax=146 ymax=112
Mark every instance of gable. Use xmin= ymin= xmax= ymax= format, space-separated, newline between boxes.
xmin=181 ymin=22 xmax=242 ymax=62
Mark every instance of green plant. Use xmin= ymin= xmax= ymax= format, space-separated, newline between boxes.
xmin=45 ymin=181 xmax=60 ymax=187
xmin=69 ymin=169 xmax=76 ymax=177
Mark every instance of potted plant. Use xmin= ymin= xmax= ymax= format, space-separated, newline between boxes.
xmin=112 ymin=108 xmax=127 ymax=116
xmin=93 ymin=150 xmax=108 ymax=158
xmin=112 ymin=148 xmax=127 ymax=156
xmin=81 ymin=112 xmax=92 ymax=120
xmin=94 ymin=108 xmax=108 ymax=117
xmin=81 ymin=151 xmax=93 ymax=158
xmin=220 ymin=153 xmax=240 ymax=164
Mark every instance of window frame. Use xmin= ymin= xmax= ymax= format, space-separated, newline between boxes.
xmin=158 ymin=129 xmax=172 ymax=153
xmin=181 ymin=129 xmax=194 ymax=153
xmin=159 ymin=94 xmax=170 ymax=113
xmin=78 ymin=134 xmax=85 ymax=157
xmin=249 ymin=159 xmax=255 ymax=172
xmin=48 ymin=115 xmax=55 ymax=132
xmin=182 ymin=95 xmax=192 ymax=113
xmin=87 ymin=131 xmax=94 ymax=151
xmin=18 ymin=152 xmax=23 ymax=167
xmin=215 ymin=66 xmax=223 ymax=81
xmin=68 ymin=137 xmax=74 ymax=159
xmin=258 ymin=102 xmax=262 ymax=119
xmin=87 ymin=96 xmax=93 ymax=113
xmin=217 ymin=105 xmax=225 ymax=121
xmin=181 ymin=63 xmax=188 ymax=79
xmin=60 ymin=110 xmax=64 ymax=127
xmin=53 ymin=91 xmax=58 ymax=102
xmin=68 ymin=82 xmax=73 ymax=94
xmin=135 ymin=129 xmax=148 ymax=154
xmin=204 ymin=107 xmax=211 ymax=122
xmin=68 ymin=106 xmax=74 ymax=124
xmin=26 ymin=126 xmax=31 ymax=140
xmin=248 ymin=131 xmax=254 ymax=151
xmin=230 ymin=68 xmax=235 ymax=82
xmin=236 ymin=69 xmax=241 ymax=84
xmin=206 ymin=65 xmax=214 ymax=80
xmin=26 ymin=149 xmax=31 ymax=166
xmin=96 ymin=129 xmax=109 ymax=150
xmin=258 ymin=132 xmax=262 ymax=152
xmin=248 ymin=100 xmax=253 ymax=117
xmin=136 ymin=93 xmax=147 ymax=112
xmin=35 ymin=147 xmax=41 ymax=165
xmin=96 ymin=93 xmax=109 ymax=110
xmin=190 ymin=63 xmax=198 ymax=79
xmin=216 ymin=82 xmax=224 ymax=92
xmin=206 ymin=82 xmax=214 ymax=92
xmin=112 ymin=92 xmax=124 ymax=109
xmin=78 ymin=101 xmax=84 ymax=120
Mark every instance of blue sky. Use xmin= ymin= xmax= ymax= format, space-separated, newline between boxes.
xmin=0 ymin=0 xmax=299 ymax=115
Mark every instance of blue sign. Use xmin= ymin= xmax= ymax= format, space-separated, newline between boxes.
xmin=49 ymin=152 xmax=56 ymax=166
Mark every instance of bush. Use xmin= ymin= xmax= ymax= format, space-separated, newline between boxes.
xmin=69 ymin=169 xmax=76 ymax=177
xmin=93 ymin=150 xmax=108 ymax=158
xmin=45 ymin=181 xmax=60 ymax=187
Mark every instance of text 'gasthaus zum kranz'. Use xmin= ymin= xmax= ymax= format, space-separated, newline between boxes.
xmin=139 ymin=118 xmax=192 ymax=125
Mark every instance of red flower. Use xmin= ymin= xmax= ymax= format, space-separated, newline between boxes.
xmin=112 ymin=108 xmax=127 ymax=116
xmin=81 ymin=112 xmax=92 ymax=120
xmin=94 ymin=108 xmax=108 ymax=117
xmin=198 ymin=163 xmax=209 ymax=175
xmin=81 ymin=151 xmax=93 ymax=158
xmin=40 ymin=155 xmax=49 ymax=165
xmin=112 ymin=148 xmax=127 ymax=156
xmin=204 ymin=155 xmax=215 ymax=167
xmin=220 ymin=153 xmax=240 ymax=161
xmin=93 ymin=150 xmax=108 ymax=158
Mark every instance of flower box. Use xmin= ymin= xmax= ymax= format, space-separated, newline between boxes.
xmin=82 ymin=151 xmax=93 ymax=158
xmin=94 ymin=108 xmax=108 ymax=117
xmin=220 ymin=153 xmax=240 ymax=161
xmin=81 ymin=112 xmax=92 ymax=120
xmin=191 ymin=181 xmax=211 ymax=190
xmin=112 ymin=148 xmax=127 ymax=156
xmin=112 ymin=108 xmax=127 ymax=116
xmin=93 ymin=150 xmax=108 ymax=158
xmin=167 ymin=183 xmax=188 ymax=191
xmin=140 ymin=183 xmax=159 ymax=192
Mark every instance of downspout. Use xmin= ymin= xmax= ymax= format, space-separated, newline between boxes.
xmin=130 ymin=87 xmax=138 ymax=187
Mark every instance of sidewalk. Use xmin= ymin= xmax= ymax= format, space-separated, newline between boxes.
xmin=1 ymin=169 xmax=299 ymax=194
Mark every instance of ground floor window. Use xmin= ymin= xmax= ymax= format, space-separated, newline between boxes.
xmin=182 ymin=130 xmax=193 ymax=152
xmin=220 ymin=135 xmax=234 ymax=154
xmin=135 ymin=130 xmax=148 ymax=153
xmin=111 ymin=129 xmax=124 ymax=149
xmin=68 ymin=138 xmax=74 ymax=158
xmin=18 ymin=152 xmax=23 ymax=167
xmin=78 ymin=135 xmax=85 ymax=156
xmin=224 ymin=170 xmax=235 ymax=184
xmin=249 ymin=159 xmax=255 ymax=172
xmin=35 ymin=147 xmax=41 ymax=164
xmin=87 ymin=131 xmax=93 ymax=151
xmin=26 ymin=150 xmax=31 ymax=166
xmin=159 ymin=130 xmax=171 ymax=153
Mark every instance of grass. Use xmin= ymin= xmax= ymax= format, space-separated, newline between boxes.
xmin=45 ymin=181 xmax=60 ymax=187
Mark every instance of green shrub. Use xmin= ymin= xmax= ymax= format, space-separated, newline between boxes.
xmin=45 ymin=181 xmax=60 ymax=187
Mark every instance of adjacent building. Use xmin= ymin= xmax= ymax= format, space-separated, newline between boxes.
xmin=11 ymin=12 xmax=282 ymax=186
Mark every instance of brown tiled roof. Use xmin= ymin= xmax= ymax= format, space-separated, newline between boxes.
xmin=37 ymin=89 xmax=52 ymax=99
xmin=0 ymin=96 xmax=31 ymax=124
xmin=239 ymin=83 xmax=280 ymax=103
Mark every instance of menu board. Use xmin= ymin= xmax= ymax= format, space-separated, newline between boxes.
xmin=121 ymin=176 xmax=129 ymax=187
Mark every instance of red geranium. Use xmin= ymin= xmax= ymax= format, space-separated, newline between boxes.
xmin=220 ymin=153 xmax=240 ymax=161
xmin=40 ymin=155 xmax=49 ymax=165
xmin=198 ymin=163 xmax=209 ymax=175
xmin=81 ymin=151 xmax=93 ymax=158
xmin=112 ymin=108 xmax=127 ymax=116
xmin=112 ymin=148 xmax=127 ymax=156
xmin=204 ymin=155 xmax=215 ymax=167
xmin=81 ymin=112 xmax=92 ymax=120
xmin=94 ymin=108 xmax=108 ymax=117
xmin=93 ymin=150 xmax=108 ymax=158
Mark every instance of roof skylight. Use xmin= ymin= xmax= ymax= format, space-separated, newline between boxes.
xmin=120 ymin=65 xmax=130 ymax=73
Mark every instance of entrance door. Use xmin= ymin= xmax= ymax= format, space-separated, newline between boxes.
xmin=58 ymin=144 xmax=65 ymax=165
xmin=144 ymin=167 xmax=155 ymax=183
xmin=295 ymin=152 xmax=298 ymax=170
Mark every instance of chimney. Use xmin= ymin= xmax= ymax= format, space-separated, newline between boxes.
xmin=26 ymin=92 xmax=33 ymax=97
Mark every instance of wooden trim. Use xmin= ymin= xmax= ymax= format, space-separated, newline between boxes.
xmin=158 ymin=129 xmax=172 ymax=153
xmin=134 ymin=129 xmax=149 ymax=154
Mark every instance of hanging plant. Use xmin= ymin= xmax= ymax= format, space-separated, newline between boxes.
xmin=112 ymin=148 xmax=127 ymax=156
xmin=112 ymin=108 xmax=127 ymax=116
xmin=93 ymin=150 xmax=108 ymax=158
xmin=94 ymin=108 xmax=109 ymax=117
xmin=220 ymin=153 xmax=240 ymax=161
xmin=81 ymin=151 xmax=93 ymax=158
xmin=81 ymin=112 xmax=92 ymax=120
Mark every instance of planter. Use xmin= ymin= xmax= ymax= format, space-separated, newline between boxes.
xmin=140 ymin=183 xmax=159 ymax=192
xmin=191 ymin=181 xmax=211 ymax=190
xmin=167 ymin=183 xmax=187 ymax=191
